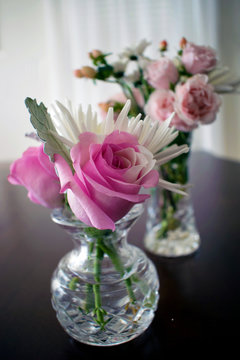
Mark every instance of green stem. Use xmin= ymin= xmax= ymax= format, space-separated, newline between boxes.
xmin=83 ymin=241 xmax=95 ymax=313
xmin=157 ymin=132 xmax=192 ymax=239
xmin=93 ymin=284 xmax=105 ymax=328
xmin=117 ymin=80 xmax=144 ymax=117
xmin=98 ymin=240 xmax=136 ymax=304
xmin=161 ymin=167 xmax=177 ymax=211
xmin=124 ymin=277 xmax=136 ymax=304
xmin=92 ymin=238 xmax=106 ymax=329
xmin=85 ymin=234 xmax=137 ymax=329
xmin=85 ymin=283 xmax=94 ymax=313
xmin=138 ymin=66 xmax=151 ymax=102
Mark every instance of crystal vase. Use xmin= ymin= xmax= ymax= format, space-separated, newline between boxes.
xmin=50 ymin=204 xmax=159 ymax=346
xmin=144 ymin=187 xmax=200 ymax=257
xmin=144 ymin=133 xmax=200 ymax=257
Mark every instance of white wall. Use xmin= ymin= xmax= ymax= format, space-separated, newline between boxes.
xmin=0 ymin=0 xmax=240 ymax=162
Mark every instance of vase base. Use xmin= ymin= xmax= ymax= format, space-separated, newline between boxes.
xmin=144 ymin=224 xmax=200 ymax=257
xmin=52 ymin=296 xmax=157 ymax=346
xmin=60 ymin=317 xmax=154 ymax=347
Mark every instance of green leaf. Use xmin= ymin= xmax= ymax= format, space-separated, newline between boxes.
xmin=91 ymin=52 xmax=111 ymax=66
xmin=178 ymin=49 xmax=183 ymax=56
xmin=96 ymin=64 xmax=114 ymax=80
xmin=169 ymin=82 xmax=175 ymax=91
xmin=25 ymin=97 xmax=72 ymax=167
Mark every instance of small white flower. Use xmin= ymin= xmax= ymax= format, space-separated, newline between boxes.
xmin=125 ymin=69 xmax=141 ymax=83
xmin=49 ymin=100 xmax=189 ymax=195
xmin=119 ymin=39 xmax=151 ymax=61
xmin=138 ymin=56 xmax=151 ymax=70
xmin=111 ymin=60 xmax=128 ymax=74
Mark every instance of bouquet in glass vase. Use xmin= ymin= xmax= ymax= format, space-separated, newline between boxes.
xmin=74 ymin=37 xmax=239 ymax=257
xmin=8 ymin=98 xmax=188 ymax=345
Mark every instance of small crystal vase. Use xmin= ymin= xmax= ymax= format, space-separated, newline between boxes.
xmin=51 ymin=204 xmax=159 ymax=346
xmin=144 ymin=187 xmax=200 ymax=257
xmin=144 ymin=133 xmax=200 ymax=257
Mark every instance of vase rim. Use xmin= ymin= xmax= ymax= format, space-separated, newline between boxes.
xmin=51 ymin=203 xmax=144 ymax=230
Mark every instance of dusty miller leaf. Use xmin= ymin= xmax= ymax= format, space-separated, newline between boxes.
xmin=25 ymin=97 xmax=72 ymax=167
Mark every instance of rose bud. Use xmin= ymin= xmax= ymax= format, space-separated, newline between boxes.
xmin=80 ymin=66 xmax=97 ymax=78
xmin=180 ymin=37 xmax=187 ymax=49
xmin=74 ymin=69 xmax=84 ymax=78
xmin=89 ymin=49 xmax=102 ymax=59
xmin=159 ymin=40 xmax=168 ymax=52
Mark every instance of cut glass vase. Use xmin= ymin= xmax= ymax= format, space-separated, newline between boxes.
xmin=51 ymin=204 xmax=159 ymax=346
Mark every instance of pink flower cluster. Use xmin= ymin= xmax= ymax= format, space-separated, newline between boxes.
xmin=146 ymin=75 xmax=221 ymax=131
xmin=145 ymin=39 xmax=221 ymax=131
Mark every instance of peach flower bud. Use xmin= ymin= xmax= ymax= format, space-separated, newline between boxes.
xmin=89 ymin=49 xmax=102 ymax=58
xmin=159 ymin=40 xmax=168 ymax=51
xmin=80 ymin=66 xmax=97 ymax=78
xmin=180 ymin=37 xmax=187 ymax=49
xmin=74 ymin=69 xmax=84 ymax=78
xmin=98 ymin=102 xmax=111 ymax=113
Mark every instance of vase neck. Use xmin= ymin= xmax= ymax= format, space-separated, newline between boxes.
xmin=71 ymin=228 xmax=128 ymax=250
xmin=51 ymin=203 xmax=144 ymax=247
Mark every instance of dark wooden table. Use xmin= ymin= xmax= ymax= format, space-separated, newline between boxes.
xmin=0 ymin=151 xmax=239 ymax=359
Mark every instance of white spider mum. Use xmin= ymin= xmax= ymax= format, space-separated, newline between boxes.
xmin=49 ymin=100 xmax=189 ymax=195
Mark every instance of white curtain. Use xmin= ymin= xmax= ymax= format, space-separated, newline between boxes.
xmin=1 ymin=0 xmax=239 ymax=161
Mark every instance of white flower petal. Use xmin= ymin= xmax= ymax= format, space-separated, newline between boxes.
xmin=138 ymin=115 xmax=152 ymax=144
xmin=103 ymin=106 xmax=115 ymax=134
xmin=114 ymin=100 xmax=131 ymax=131
xmin=54 ymin=101 xmax=80 ymax=142
xmin=158 ymin=178 xmax=189 ymax=196
xmin=50 ymin=103 xmax=78 ymax=143
xmin=49 ymin=130 xmax=75 ymax=148
xmin=128 ymin=114 xmax=142 ymax=132
xmin=155 ymin=144 xmax=189 ymax=166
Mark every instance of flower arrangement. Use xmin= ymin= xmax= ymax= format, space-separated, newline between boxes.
xmin=8 ymin=98 xmax=189 ymax=330
xmin=74 ymin=38 xmax=239 ymax=247
xmin=75 ymin=37 xmax=239 ymax=120
xmin=8 ymin=99 xmax=189 ymax=229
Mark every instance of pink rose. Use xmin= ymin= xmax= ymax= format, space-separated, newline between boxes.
xmin=144 ymin=58 xmax=179 ymax=89
xmin=8 ymin=145 xmax=63 ymax=208
xmin=175 ymin=74 xmax=221 ymax=128
xmin=54 ymin=131 xmax=159 ymax=230
xmin=145 ymin=89 xmax=192 ymax=132
xmin=181 ymin=42 xmax=217 ymax=74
